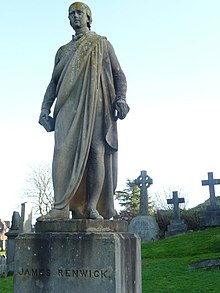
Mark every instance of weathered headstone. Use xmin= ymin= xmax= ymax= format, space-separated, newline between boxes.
xmin=0 ymin=255 xmax=7 ymax=276
xmin=129 ymin=170 xmax=159 ymax=242
xmin=165 ymin=191 xmax=187 ymax=236
xmin=6 ymin=203 xmax=33 ymax=275
xmin=201 ymin=172 xmax=220 ymax=226
xmin=5 ymin=211 xmax=21 ymax=275
xmin=20 ymin=202 xmax=33 ymax=233
xmin=11 ymin=212 xmax=21 ymax=231
xmin=0 ymin=220 xmax=8 ymax=251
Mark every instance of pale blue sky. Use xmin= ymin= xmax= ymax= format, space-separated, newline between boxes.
xmin=1 ymin=0 xmax=220 ymax=220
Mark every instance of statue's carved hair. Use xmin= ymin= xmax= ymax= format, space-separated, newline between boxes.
xmin=69 ymin=2 xmax=92 ymax=30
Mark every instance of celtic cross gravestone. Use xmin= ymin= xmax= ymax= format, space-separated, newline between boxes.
xmin=129 ymin=170 xmax=159 ymax=242
xmin=135 ymin=170 xmax=153 ymax=216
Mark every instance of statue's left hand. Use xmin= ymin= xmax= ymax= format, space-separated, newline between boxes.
xmin=114 ymin=99 xmax=130 ymax=120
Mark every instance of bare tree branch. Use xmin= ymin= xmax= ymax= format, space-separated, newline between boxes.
xmin=24 ymin=164 xmax=54 ymax=217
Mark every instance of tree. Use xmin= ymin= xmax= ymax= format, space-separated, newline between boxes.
xmin=115 ymin=179 xmax=154 ymax=220
xmin=115 ymin=179 xmax=140 ymax=216
xmin=24 ymin=164 xmax=54 ymax=217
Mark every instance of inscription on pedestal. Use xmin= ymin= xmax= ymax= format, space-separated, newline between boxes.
xmin=17 ymin=268 xmax=111 ymax=279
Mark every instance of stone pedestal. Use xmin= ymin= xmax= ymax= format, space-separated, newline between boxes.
xmin=128 ymin=216 xmax=159 ymax=242
xmin=201 ymin=206 xmax=220 ymax=227
xmin=5 ymin=230 xmax=20 ymax=276
xmin=165 ymin=219 xmax=187 ymax=237
xmin=14 ymin=220 xmax=142 ymax=293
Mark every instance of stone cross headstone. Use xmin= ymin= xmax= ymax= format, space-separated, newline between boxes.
xmin=135 ymin=170 xmax=153 ymax=216
xmin=201 ymin=172 xmax=220 ymax=227
xmin=165 ymin=191 xmax=187 ymax=237
xmin=167 ymin=191 xmax=185 ymax=222
xmin=201 ymin=172 xmax=220 ymax=208
xmin=129 ymin=170 xmax=159 ymax=242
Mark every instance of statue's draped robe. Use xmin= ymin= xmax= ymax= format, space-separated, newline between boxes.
xmin=43 ymin=32 xmax=124 ymax=219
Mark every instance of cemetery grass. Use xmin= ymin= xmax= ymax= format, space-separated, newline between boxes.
xmin=142 ymin=227 xmax=220 ymax=293
xmin=0 ymin=277 xmax=13 ymax=293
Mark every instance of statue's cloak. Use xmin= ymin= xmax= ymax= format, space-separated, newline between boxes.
xmin=52 ymin=32 xmax=118 ymax=219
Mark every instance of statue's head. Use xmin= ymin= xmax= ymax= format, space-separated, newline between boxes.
xmin=68 ymin=2 xmax=92 ymax=30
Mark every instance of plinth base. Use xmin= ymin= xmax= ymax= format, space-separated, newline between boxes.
xmin=201 ymin=207 xmax=220 ymax=227
xmin=14 ymin=220 xmax=142 ymax=293
xmin=5 ymin=230 xmax=20 ymax=275
xmin=128 ymin=216 xmax=160 ymax=242
xmin=165 ymin=219 xmax=187 ymax=237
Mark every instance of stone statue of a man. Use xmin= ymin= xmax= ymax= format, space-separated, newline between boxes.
xmin=38 ymin=2 xmax=129 ymax=220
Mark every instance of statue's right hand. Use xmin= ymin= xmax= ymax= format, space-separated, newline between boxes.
xmin=39 ymin=109 xmax=50 ymax=121
xmin=39 ymin=109 xmax=55 ymax=132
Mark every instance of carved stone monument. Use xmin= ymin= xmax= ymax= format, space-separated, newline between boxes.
xmin=5 ymin=211 xmax=21 ymax=275
xmin=165 ymin=191 xmax=187 ymax=236
xmin=14 ymin=2 xmax=141 ymax=292
xmin=6 ymin=203 xmax=33 ymax=276
xmin=20 ymin=202 xmax=33 ymax=233
xmin=129 ymin=170 xmax=160 ymax=242
xmin=0 ymin=219 xmax=9 ymax=251
xmin=37 ymin=2 xmax=129 ymax=221
xmin=201 ymin=172 xmax=220 ymax=226
xmin=0 ymin=255 xmax=7 ymax=276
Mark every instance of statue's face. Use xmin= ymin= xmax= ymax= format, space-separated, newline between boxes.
xmin=68 ymin=4 xmax=88 ymax=30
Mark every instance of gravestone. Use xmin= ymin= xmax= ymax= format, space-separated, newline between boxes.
xmin=20 ymin=202 xmax=33 ymax=233
xmin=136 ymin=170 xmax=153 ymax=216
xmin=14 ymin=219 xmax=142 ymax=293
xmin=165 ymin=191 xmax=187 ymax=236
xmin=129 ymin=170 xmax=159 ymax=242
xmin=6 ymin=203 xmax=33 ymax=275
xmin=0 ymin=220 xmax=7 ymax=251
xmin=201 ymin=172 xmax=220 ymax=226
xmin=0 ymin=255 xmax=7 ymax=276
xmin=5 ymin=211 xmax=21 ymax=275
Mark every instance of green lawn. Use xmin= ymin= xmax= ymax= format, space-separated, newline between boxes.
xmin=1 ymin=227 xmax=220 ymax=292
xmin=0 ymin=277 xmax=13 ymax=293
xmin=142 ymin=227 xmax=220 ymax=292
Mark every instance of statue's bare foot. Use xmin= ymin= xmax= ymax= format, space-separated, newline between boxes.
xmin=86 ymin=208 xmax=103 ymax=220
xmin=37 ymin=209 xmax=69 ymax=221
xmin=105 ymin=209 xmax=117 ymax=219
